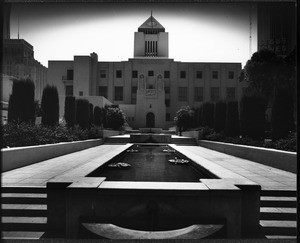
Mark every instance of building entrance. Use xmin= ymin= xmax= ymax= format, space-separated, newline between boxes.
xmin=146 ymin=112 xmax=155 ymax=128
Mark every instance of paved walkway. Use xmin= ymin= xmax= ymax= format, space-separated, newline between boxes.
xmin=1 ymin=144 xmax=131 ymax=187
xmin=173 ymin=145 xmax=296 ymax=191
xmin=2 ymin=143 xmax=296 ymax=190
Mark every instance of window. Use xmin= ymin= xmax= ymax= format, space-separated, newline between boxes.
xmin=100 ymin=70 xmax=106 ymax=78
xmin=180 ymin=71 xmax=186 ymax=79
xmin=99 ymin=86 xmax=108 ymax=98
xmin=116 ymin=70 xmax=122 ymax=78
xmin=79 ymin=91 xmax=83 ymax=96
xmin=132 ymin=70 xmax=138 ymax=78
xmin=114 ymin=87 xmax=123 ymax=101
xmin=164 ymin=71 xmax=170 ymax=78
xmin=148 ymin=70 xmax=154 ymax=76
xmin=165 ymin=87 xmax=170 ymax=94
xmin=165 ymin=99 xmax=170 ymax=107
xmin=178 ymin=87 xmax=188 ymax=101
xmin=131 ymin=86 xmax=137 ymax=104
xmin=226 ymin=87 xmax=236 ymax=100
xmin=212 ymin=71 xmax=218 ymax=79
xmin=67 ymin=69 xmax=73 ymax=80
xmin=194 ymin=87 xmax=203 ymax=102
xmin=166 ymin=113 xmax=171 ymax=121
xmin=228 ymin=71 xmax=234 ymax=79
xmin=65 ymin=85 xmax=73 ymax=96
xmin=196 ymin=71 xmax=203 ymax=79
xmin=210 ymin=87 xmax=220 ymax=102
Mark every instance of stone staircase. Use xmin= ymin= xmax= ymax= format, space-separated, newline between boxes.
xmin=1 ymin=187 xmax=47 ymax=240
xmin=104 ymin=136 xmax=130 ymax=144
xmin=260 ymin=189 xmax=297 ymax=239
xmin=171 ymin=137 xmax=198 ymax=145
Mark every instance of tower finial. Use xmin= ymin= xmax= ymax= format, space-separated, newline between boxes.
xmin=18 ymin=13 xmax=20 ymax=39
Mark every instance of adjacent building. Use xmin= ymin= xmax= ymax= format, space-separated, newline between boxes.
xmin=48 ymin=14 xmax=244 ymax=129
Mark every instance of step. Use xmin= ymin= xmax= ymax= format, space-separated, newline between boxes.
xmin=260 ymin=196 xmax=297 ymax=208
xmin=2 ymin=204 xmax=47 ymax=217
xmin=1 ymin=193 xmax=47 ymax=204
xmin=2 ymin=216 xmax=47 ymax=231
xmin=261 ymin=190 xmax=296 ymax=197
xmin=1 ymin=231 xmax=46 ymax=240
xmin=260 ymin=220 xmax=297 ymax=236
xmin=265 ymin=235 xmax=297 ymax=240
xmin=1 ymin=186 xmax=46 ymax=193
xmin=260 ymin=207 xmax=296 ymax=220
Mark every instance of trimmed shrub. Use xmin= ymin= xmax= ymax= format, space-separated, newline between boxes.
xmin=214 ymin=100 xmax=226 ymax=133
xmin=93 ymin=106 xmax=101 ymax=126
xmin=240 ymin=91 xmax=265 ymax=139
xmin=106 ymin=107 xmax=126 ymax=130
xmin=8 ymin=78 xmax=35 ymax=123
xmin=225 ymin=101 xmax=239 ymax=137
xmin=76 ymin=99 xmax=90 ymax=129
xmin=64 ymin=96 xmax=76 ymax=128
xmin=202 ymin=102 xmax=214 ymax=128
xmin=41 ymin=85 xmax=59 ymax=126
xmin=271 ymin=87 xmax=295 ymax=140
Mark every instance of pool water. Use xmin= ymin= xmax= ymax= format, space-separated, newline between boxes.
xmin=88 ymin=145 xmax=213 ymax=182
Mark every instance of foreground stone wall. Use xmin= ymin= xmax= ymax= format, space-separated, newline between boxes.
xmin=198 ymin=140 xmax=296 ymax=173
xmin=1 ymin=139 xmax=103 ymax=172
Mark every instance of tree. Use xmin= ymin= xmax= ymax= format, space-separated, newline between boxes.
xmin=202 ymin=102 xmax=214 ymax=128
xmin=239 ymin=90 xmax=265 ymax=139
xmin=271 ymin=87 xmax=295 ymax=140
xmin=174 ymin=106 xmax=194 ymax=135
xmin=214 ymin=100 xmax=226 ymax=133
xmin=41 ymin=85 xmax=59 ymax=126
xmin=240 ymin=49 xmax=295 ymax=107
xmin=64 ymin=96 xmax=76 ymax=128
xmin=8 ymin=78 xmax=35 ymax=123
xmin=76 ymin=99 xmax=90 ymax=129
xmin=106 ymin=107 xmax=126 ymax=130
xmin=225 ymin=101 xmax=239 ymax=137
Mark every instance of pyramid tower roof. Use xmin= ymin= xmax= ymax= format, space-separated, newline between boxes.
xmin=138 ymin=14 xmax=165 ymax=33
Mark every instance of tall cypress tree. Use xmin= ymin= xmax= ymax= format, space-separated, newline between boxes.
xmin=225 ymin=101 xmax=239 ymax=137
xmin=76 ymin=99 xmax=90 ymax=129
xmin=214 ymin=100 xmax=227 ymax=133
xmin=41 ymin=85 xmax=59 ymax=126
xmin=8 ymin=78 xmax=35 ymax=123
xmin=64 ymin=96 xmax=76 ymax=127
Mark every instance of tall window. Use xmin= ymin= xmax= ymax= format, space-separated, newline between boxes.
xmin=132 ymin=70 xmax=138 ymax=78
xmin=65 ymin=85 xmax=73 ymax=96
xmin=196 ymin=71 xmax=203 ymax=79
xmin=164 ymin=71 xmax=170 ymax=78
xmin=166 ymin=113 xmax=171 ymax=121
xmin=228 ymin=71 xmax=234 ymax=79
xmin=100 ymin=70 xmax=106 ymax=78
xmin=116 ymin=70 xmax=122 ymax=78
xmin=67 ymin=69 xmax=74 ymax=80
xmin=114 ymin=87 xmax=123 ymax=101
xmin=178 ymin=87 xmax=188 ymax=101
xmin=226 ymin=87 xmax=236 ymax=100
xmin=180 ymin=71 xmax=186 ymax=79
xmin=194 ymin=87 xmax=203 ymax=102
xmin=165 ymin=99 xmax=170 ymax=107
xmin=210 ymin=87 xmax=220 ymax=102
xmin=99 ymin=86 xmax=108 ymax=98
xmin=131 ymin=86 xmax=137 ymax=104
xmin=212 ymin=71 xmax=218 ymax=79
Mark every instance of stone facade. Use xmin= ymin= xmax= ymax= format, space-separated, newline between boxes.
xmin=48 ymin=15 xmax=245 ymax=129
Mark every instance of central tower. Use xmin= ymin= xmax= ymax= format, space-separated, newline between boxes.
xmin=134 ymin=13 xmax=169 ymax=58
